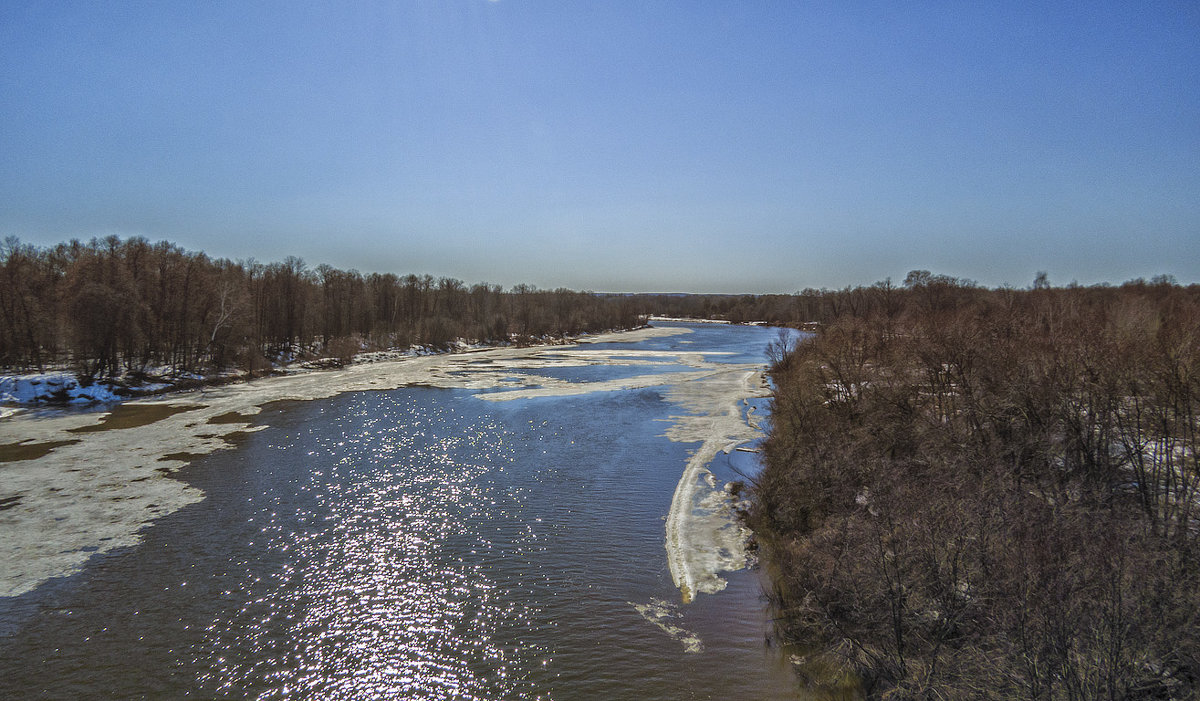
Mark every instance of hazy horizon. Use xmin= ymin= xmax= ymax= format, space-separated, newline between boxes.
xmin=3 ymin=2 xmax=1197 ymax=293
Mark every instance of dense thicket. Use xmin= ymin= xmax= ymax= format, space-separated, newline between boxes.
xmin=753 ymin=274 xmax=1200 ymax=699
xmin=0 ymin=236 xmax=640 ymax=378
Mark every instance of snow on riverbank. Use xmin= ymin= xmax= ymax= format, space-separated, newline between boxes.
xmin=0 ymin=373 xmax=125 ymax=404
xmin=648 ymin=316 xmax=732 ymax=324
xmin=0 ymin=334 xmax=588 ymax=408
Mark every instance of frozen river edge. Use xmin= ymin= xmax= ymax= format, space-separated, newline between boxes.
xmin=0 ymin=325 xmax=770 ymax=602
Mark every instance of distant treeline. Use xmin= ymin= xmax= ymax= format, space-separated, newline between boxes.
xmin=753 ymin=274 xmax=1200 ymax=698
xmin=0 ymin=236 xmax=642 ymax=378
xmin=635 ymin=270 xmax=1196 ymax=329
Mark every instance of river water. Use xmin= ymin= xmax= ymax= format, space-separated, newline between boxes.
xmin=0 ymin=323 xmax=801 ymax=699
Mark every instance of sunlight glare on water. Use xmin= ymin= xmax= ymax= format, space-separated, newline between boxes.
xmin=199 ymin=397 xmax=546 ymax=700
xmin=0 ymin=324 xmax=803 ymax=700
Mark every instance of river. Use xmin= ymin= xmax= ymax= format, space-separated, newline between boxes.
xmin=0 ymin=322 xmax=802 ymax=699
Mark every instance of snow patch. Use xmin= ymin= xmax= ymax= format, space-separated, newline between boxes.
xmin=0 ymin=372 xmax=123 ymax=405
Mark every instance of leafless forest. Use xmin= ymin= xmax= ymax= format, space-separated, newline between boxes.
xmin=753 ymin=273 xmax=1200 ymax=699
xmin=0 ymin=236 xmax=642 ymax=379
xmin=5 ymin=237 xmax=1198 ymax=698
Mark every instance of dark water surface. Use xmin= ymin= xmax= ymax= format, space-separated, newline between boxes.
xmin=0 ymin=324 xmax=801 ymax=699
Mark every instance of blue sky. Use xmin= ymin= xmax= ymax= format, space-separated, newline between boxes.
xmin=2 ymin=1 xmax=1197 ymax=292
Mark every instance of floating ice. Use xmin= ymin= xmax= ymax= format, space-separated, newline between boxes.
xmin=661 ymin=369 xmax=769 ymax=603
xmin=631 ymin=598 xmax=704 ymax=653
xmin=0 ymin=324 xmax=769 ymax=603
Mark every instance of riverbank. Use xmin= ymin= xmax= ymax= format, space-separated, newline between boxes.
xmin=1 ymin=324 xmax=772 ymax=604
xmin=0 ymin=331 xmax=616 ymax=408
xmin=752 ymin=294 xmax=1200 ymax=698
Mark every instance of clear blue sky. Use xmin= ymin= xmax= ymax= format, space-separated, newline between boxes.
xmin=2 ymin=1 xmax=1197 ymax=292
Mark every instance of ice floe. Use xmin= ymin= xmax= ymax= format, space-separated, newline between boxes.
xmin=0 ymin=323 xmax=770 ymax=603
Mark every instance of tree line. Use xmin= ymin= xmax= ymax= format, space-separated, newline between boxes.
xmin=0 ymin=236 xmax=641 ymax=379
xmin=628 ymin=273 xmax=1010 ymax=327
xmin=752 ymin=273 xmax=1200 ymax=698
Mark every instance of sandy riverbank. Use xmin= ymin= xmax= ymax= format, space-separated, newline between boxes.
xmin=0 ymin=325 xmax=769 ymax=601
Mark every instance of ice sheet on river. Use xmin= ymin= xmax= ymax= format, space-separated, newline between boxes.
xmin=660 ymin=369 xmax=769 ymax=603
xmin=0 ymin=325 xmax=769 ymax=602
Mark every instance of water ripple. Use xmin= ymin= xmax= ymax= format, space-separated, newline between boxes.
xmin=197 ymin=394 xmax=545 ymax=700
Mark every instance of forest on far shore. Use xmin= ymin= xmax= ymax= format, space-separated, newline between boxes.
xmin=0 ymin=236 xmax=648 ymax=380
xmin=1 ymin=235 xmax=1191 ymax=382
xmin=753 ymin=274 xmax=1200 ymax=699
